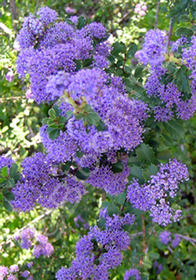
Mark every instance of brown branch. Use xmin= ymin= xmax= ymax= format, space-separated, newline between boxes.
xmin=154 ymin=1 xmax=160 ymax=29
xmin=166 ymin=17 xmax=174 ymax=53
xmin=10 ymin=0 xmax=18 ymax=30
xmin=142 ymin=214 xmax=146 ymax=252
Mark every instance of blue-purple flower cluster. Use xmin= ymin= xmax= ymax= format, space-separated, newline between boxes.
xmin=0 ymin=262 xmax=33 ymax=280
xmin=145 ymin=67 xmax=196 ymax=121
xmin=16 ymin=7 xmax=111 ymax=104
xmin=124 ymin=268 xmax=141 ymax=280
xmin=0 ymin=227 xmax=53 ymax=279
xmin=14 ymin=227 xmax=54 ymax=258
xmin=14 ymin=8 xmax=149 ymax=211
xmin=0 ymin=156 xmax=14 ymax=169
xmin=137 ymin=30 xmax=196 ymax=121
xmin=56 ymin=209 xmax=135 ymax=280
xmin=11 ymin=153 xmax=85 ymax=211
xmin=159 ymin=230 xmax=181 ymax=248
xmin=127 ymin=159 xmax=189 ymax=226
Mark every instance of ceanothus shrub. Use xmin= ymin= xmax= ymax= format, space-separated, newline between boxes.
xmin=0 ymin=4 xmax=196 ymax=280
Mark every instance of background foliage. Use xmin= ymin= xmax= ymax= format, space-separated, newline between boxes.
xmin=0 ymin=0 xmax=196 ymax=279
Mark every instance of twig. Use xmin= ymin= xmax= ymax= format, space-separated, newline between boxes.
xmin=175 ymin=233 xmax=196 ymax=247
xmin=142 ymin=214 xmax=146 ymax=252
xmin=166 ymin=17 xmax=174 ymax=53
xmin=119 ymin=11 xmax=131 ymax=24
xmin=154 ymin=1 xmax=160 ymax=28
xmin=10 ymin=0 xmax=18 ymax=30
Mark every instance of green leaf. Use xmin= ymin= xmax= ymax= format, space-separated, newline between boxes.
xmin=111 ymin=42 xmax=126 ymax=56
xmin=136 ymin=144 xmax=155 ymax=164
xmin=3 ymin=189 xmax=15 ymax=201
xmin=76 ymin=168 xmax=90 ymax=180
xmin=9 ymin=163 xmax=18 ymax=178
xmin=148 ymin=252 xmax=160 ymax=260
xmin=77 ymin=16 xmax=86 ymax=29
xmin=97 ymin=217 xmax=106 ymax=230
xmin=86 ymin=111 xmax=101 ymax=126
xmin=127 ymin=43 xmax=138 ymax=57
xmin=113 ymin=192 xmax=126 ymax=206
xmin=7 ymin=178 xmax=15 ymax=188
xmin=174 ymin=67 xmax=190 ymax=93
xmin=175 ymin=27 xmax=193 ymax=38
xmin=48 ymin=108 xmax=57 ymax=119
xmin=111 ymin=160 xmax=124 ymax=173
xmin=134 ymin=65 xmax=145 ymax=78
xmin=143 ymin=164 xmax=158 ymax=181
xmin=3 ymin=200 xmax=13 ymax=212
xmin=129 ymin=166 xmax=144 ymax=183
xmin=163 ymin=120 xmax=184 ymax=138
xmin=96 ymin=120 xmax=107 ymax=131
xmin=0 ymin=166 xmax=8 ymax=178
xmin=46 ymin=127 xmax=60 ymax=140
xmin=65 ymin=110 xmax=73 ymax=120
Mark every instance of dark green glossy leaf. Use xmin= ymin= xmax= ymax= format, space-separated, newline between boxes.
xmin=3 ymin=199 xmax=13 ymax=212
xmin=136 ymin=144 xmax=155 ymax=164
xmin=111 ymin=160 xmax=124 ymax=173
xmin=76 ymin=168 xmax=90 ymax=180
xmin=77 ymin=16 xmax=86 ymax=29
xmin=175 ymin=27 xmax=193 ymax=38
xmin=46 ymin=127 xmax=60 ymax=140
xmin=127 ymin=43 xmax=137 ymax=57
xmin=111 ymin=42 xmax=126 ymax=56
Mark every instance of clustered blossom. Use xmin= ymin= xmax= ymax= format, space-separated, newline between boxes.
xmin=42 ymin=67 xmax=148 ymax=160
xmin=172 ymin=36 xmax=188 ymax=52
xmin=13 ymin=6 xmax=150 ymax=212
xmin=145 ymin=66 xmax=196 ymax=121
xmin=86 ymin=160 xmax=130 ymax=195
xmin=0 ymin=156 xmax=14 ymax=169
xmin=127 ymin=159 xmax=189 ymax=225
xmin=159 ymin=231 xmax=181 ymax=248
xmin=137 ymin=29 xmax=167 ymax=66
xmin=124 ymin=268 xmax=141 ymax=280
xmin=0 ymin=264 xmax=32 ymax=280
xmin=140 ymin=33 xmax=196 ymax=121
xmin=11 ymin=153 xmax=85 ymax=211
xmin=15 ymin=227 xmax=54 ymax=258
xmin=16 ymin=7 xmax=110 ymax=104
xmin=56 ymin=209 xmax=135 ymax=280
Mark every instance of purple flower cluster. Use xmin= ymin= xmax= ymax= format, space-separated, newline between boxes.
xmin=15 ymin=227 xmax=54 ymax=258
xmin=159 ymin=231 xmax=181 ymax=248
xmin=0 ymin=156 xmax=14 ymax=169
xmin=138 ymin=29 xmax=167 ymax=66
xmin=42 ymin=68 xmax=148 ymax=161
xmin=11 ymin=153 xmax=85 ymax=211
xmin=86 ymin=160 xmax=130 ymax=195
xmin=145 ymin=67 xmax=196 ymax=121
xmin=124 ymin=268 xmax=141 ymax=280
xmin=16 ymin=7 xmax=58 ymax=49
xmin=172 ymin=36 xmax=188 ymax=52
xmin=56 ymin=209 xmax=135 ymax=280
xmin=140 ymin=33 xmax=196 ymax=121
xmin=16 ymin=7 xmax=110 ymax=104
xmin=0 ymin=264 xmax=32 ymax=280
xmin=182 ymin=36 xmax=196 ymax=74
xmin=127 ymin=159 xmax=189 ymax=225
xmin=33 ymin=234 xmax=54 ymax=258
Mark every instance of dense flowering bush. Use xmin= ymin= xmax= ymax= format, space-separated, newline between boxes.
xmin=0 ymin=2 xmax=196 ymax=280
